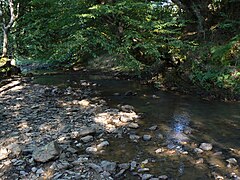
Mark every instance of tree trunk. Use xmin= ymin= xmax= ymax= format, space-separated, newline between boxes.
xmin=2 ymin=28 xmax=9 ymax=57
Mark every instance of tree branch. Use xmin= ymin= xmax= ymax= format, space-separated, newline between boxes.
xmin=5 ymin=0 xmax=19 ymax=30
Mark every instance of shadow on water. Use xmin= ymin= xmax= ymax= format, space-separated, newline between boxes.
xmin=33 ymin=72 xmax=240 ymax=179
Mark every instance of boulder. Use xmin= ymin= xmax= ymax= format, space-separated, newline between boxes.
xmin=32 ymin=141 xmax=61 ymax=163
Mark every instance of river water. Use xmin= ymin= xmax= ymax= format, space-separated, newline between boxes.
xmin=34 ymin=72 xmax=240 ymax=179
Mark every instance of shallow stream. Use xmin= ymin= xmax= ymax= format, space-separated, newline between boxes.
xmin=34 ymin=72 xmax=240 ymax=179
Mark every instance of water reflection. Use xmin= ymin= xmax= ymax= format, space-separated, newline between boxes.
xmin=167 ymin=111 xmax=190 ymax=150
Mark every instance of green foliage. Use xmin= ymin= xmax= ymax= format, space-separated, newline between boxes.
xmin=211 ymin=34 xmax=240 ymax=66
xmin=15 ymin=0 xmax=187 ymax=68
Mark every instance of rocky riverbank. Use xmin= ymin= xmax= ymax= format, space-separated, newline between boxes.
xmin=0 ymin=77 xmax=240 ymax=180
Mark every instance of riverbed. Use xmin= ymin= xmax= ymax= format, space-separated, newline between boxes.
xmin=33 ymin=72 xmax=240 ymax=179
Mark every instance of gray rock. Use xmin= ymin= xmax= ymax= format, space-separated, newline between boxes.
xmin=81 ymin=135 xmax=94 ymax=143
xmin=138 ymin=168 xmax=150 ymax=172
xmin=121 ymin=105 xmax=135 ymax=112
xmin=115 ymin=169 xmax=126 ymax=177
xmin=130 ymin=161 xmax=137 ymax=171
xmin=159 ymin=175 xmax=168 ymax=179
xmin=101 ymin=171 xmax=112 ymax=178
xmin=72 ymin=127 xmax=96 ymax=138
xmin=142 ymin=174 xmax=153 ymax=180
xmin=32 ymin=141 xmax=60 ymax=163
xmin=97 ymin=141 xmax=110 ymax=149
xmin=88 ymin=163 xmax=103 ymax=173
xmin=101 ymin=160 xmax=117 ymax=173
xmin=194 ymin=148 xmax=204 ymax=154
xmin=157 ymin=133 xmax=164 ymax=140
xmin=118 ymin=163 xmax=130 ymax=170
xmin=20 ymin=171 xmax=27 ymax=176
xmin=226 ymin=158 xmax=237 ymax=165
xmin=199 ymin=143 xmax=213 ymax=151
xmin=86 ymin=147 xmax=97 ymax=153
xmin=128 ymin=123 xmax=139 ymax=129
xmin=36 ymin=168 xmax=44 ymax=174
xmin=129 ymin=134 xmax=141 ymax=141
xmin=31 ymin=167 xmax=37 ymax=173
xmin=0 ymin=148 xmax=9 ymax=160
xmin=196 ymin=158 xmax=204 ymax=164
xmin=6 ymin=143 xmax=22 ymax=156
xmin=143 ymin=135 xmax=152 ymax=141
xmin=149 ymin=125 xmax=158 ymax=131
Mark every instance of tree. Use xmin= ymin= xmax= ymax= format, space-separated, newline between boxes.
xmin=0 ymin=0 xmax=19 ymax=58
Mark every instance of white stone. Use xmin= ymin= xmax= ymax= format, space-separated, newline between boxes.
xmin=142 ymin=174 xmax=153 ymax=180
xmin=86 ymin=147 xmax=97 ymax=153
xmin=0 ymin=148 xmax=9 ymax=160
xmin=128 ymin=123 xmax=139 ymax=129
xmin=97 ymin=141 xmax=110 ymax=149
xmin=199 ymin=143 xmax=213 ymax=151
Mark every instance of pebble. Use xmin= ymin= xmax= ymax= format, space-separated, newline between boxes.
xmin=100 ymin=161 xmax=117 ymax=173
xmin=118 ymin=163 xmax=130 ymax=170
xmin=159 ymin=175 xmax=168 ymax=179
xmin=196 ymin=158 xmax=204 ymax=164
xmin=81 ymin=135 xmax=94 ymax=143
xmin=155 ymin=148 xmax=164 ymax=153
xmin=88 ymin=163 xmax=103 ymax=173
xmin=226 ymin=158 xmax=237 ymax=165
xmin=31 ymin=167 xmax=37 ymax=173
xmin=130 ymin=161 xmax=137 ymax=171
xmin=149 ymin=125 xmax=157 ymax=131
xmin=142 ymin=174 xmax=153 ymax=180
xmin=138 ymin=168 xmax=150 ymax=172
xmin=97 ymin=141 xmax=110 ymax=149
xmin=128 ymin=123 xmax=139 ymax=129
xmin=194 ymin=148 xmax=204 ymax=154
xmin=36 ymin=168 xmax=44 ymax=174
xmin=143 ymin=135 xmax=152 ymax=141
xmin=115 ymin=169 xmax=126 ymax=177
xmin=86 ymin=147 xmax=98 ymax=153
xmin=121 ymin=105 xmax=135 ymax=112
xmin=129 ymin=134 xmax=141 ymax=141
xmin=199 ymin=143 xmax=213 ymax=151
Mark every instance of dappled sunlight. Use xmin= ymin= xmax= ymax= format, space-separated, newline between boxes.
xmin=93 ymin=108 xmax=139 ymax=132
xmin=0 ymin=79 xmax=22 ymax=94
xmin=1 ymin=74 xmax=239 ymax=179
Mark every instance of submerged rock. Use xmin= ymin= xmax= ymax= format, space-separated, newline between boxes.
xmin=121 ymin=105 xmax=135 ymax=112
xmin=143 ymin=135 xmax=152 ymax=141
xmin=32 ymin=141 xmax=61 ymax=163
xmin=97 ymin=141 xmax=110 ymax=149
